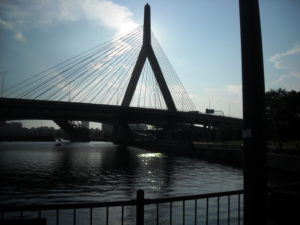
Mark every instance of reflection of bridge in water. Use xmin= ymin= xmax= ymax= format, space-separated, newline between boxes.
xmin=0 ymin=4 xmax=241 ymax=142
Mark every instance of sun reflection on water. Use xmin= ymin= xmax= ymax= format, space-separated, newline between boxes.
xmin=136 ymin=152 xmax=168 ymax=191
xmin=137 ymin=153 xmax=167 ymax=158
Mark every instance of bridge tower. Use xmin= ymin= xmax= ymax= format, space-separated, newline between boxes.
xmin=122 ymin=4 xmax=177 ymax=112
xmin=112 ymin=4 xmax=178 ymax=144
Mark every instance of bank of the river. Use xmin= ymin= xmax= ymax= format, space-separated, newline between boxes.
xmin=130 ymin=141 xmax=300 ymax=174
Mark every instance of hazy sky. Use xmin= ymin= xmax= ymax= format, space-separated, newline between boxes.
xmin=1 ymin=0 xmax=299 ymax=128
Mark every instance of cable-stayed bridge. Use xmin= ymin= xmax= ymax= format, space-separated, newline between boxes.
xmin=0 ymin=4 xmax=241 ymax=142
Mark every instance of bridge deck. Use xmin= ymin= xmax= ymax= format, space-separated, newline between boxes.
xmin=0 ymin=97 xmax=242 ymax=126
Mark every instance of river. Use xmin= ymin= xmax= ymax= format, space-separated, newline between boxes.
xmin=0 ymin=141 xmax=243 ymax=224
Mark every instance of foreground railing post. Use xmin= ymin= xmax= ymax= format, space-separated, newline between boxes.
xmin=136 ymin=190 xmax=144 ymax=225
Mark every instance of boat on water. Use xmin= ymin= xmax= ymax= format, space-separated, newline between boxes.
xmin=55 ymin=138 xmax=69 ymax=146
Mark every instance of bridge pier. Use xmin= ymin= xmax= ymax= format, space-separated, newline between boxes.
xmin=112 ymin=120 xmax=133 ymax=144
xmin=160 ymin=120 xmax=177 ymax=140
xmin=203 ymin=123 xmax=213 ymax=141
xmin=54 ymin=120 xmax=90 ymax=142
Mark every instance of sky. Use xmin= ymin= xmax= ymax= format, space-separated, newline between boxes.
xmin=0 ymin=0 xmax=300 ymax=128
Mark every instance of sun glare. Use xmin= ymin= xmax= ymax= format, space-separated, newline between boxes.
xmin=137 ymin=153 xmax=166 ymax=158
xmin=117 ymin=21 xmax=139 ymax=35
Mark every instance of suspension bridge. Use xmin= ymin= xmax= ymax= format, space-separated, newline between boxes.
xmin=0 ymin=4 xmax=241 ymax=142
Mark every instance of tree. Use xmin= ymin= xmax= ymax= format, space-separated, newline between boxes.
xmin=265 ymin=89 xmax=300 ymax=148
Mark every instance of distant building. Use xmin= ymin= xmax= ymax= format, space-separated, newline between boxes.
xmin=81 ymin=121 xmax=89 ymax=129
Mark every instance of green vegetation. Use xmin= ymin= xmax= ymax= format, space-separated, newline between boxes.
xmin=194 ymin=89 xmax=300 ymax=153
xmin=266 ymin=89 xmax=300 ymax=150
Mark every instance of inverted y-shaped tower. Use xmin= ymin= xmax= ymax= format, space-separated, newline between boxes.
xmin=121 ymin=4 xmax=177 ymax=111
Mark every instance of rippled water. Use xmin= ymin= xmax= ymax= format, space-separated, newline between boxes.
xmin=0 ymin=142 xmax=243 ymax=206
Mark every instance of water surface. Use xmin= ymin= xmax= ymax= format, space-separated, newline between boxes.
xmin=0 ymin=142 xmax=243 ymax=206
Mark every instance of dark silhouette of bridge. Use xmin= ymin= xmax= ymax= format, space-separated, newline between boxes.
xmin=0 ymin=4 xmax=241 ymax=142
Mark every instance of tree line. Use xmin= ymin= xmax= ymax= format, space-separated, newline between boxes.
xmin=266 ymin=89 xmax=300 ymax=149
xmin=203 ymin=88 xmax=300 ymax=149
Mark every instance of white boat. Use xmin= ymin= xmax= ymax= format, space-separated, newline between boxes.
xmin=55 ymin=138 xmax=68 ymax=146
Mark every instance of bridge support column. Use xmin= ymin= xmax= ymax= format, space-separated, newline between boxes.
xmin=112 ymin=120 xmax=133 ymax=144
xmin=187 ymin=123 xmax=194 ymax=141
xmin=161 ymin=120 xmax=177 ymax=140
xmin=54 ymin=120 xmax=90 ymax=142
xmin=203 ymin=123 xmax=212 ymax=141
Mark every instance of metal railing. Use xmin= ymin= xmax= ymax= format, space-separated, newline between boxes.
xmin=0 ymin=189 xmax=244 ymax=225
xmin=143 ymin=189 xmax=243 ymax=225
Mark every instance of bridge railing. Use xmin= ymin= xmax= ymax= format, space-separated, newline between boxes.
xmin=1 ymin=189 xmax=244 ymax=225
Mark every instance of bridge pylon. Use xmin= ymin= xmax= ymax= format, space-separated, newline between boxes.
xmin=121 ymin=4 xmax=177 ymax=112
xmin=54 ymin=120 xmax=90 ymax=142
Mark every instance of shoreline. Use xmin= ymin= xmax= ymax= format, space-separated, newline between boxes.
xmin=130 ymin=141 xmax=300 ymax=174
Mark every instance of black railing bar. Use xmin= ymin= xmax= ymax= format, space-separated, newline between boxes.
xmin=183 ymin=200 xmax=185 ymax=225
xmin=0 ymin=190 xmax=242 ymax=213
xmin=217 ymin=196 xmax=220 ymax=225
xmin=228 ymin=196 xmax=230 ymax=225
xmin=136 ymin=190 xmax=144 ymax=225
xmin=56 ymin=209 xmax=59 ymax=225
xmin=170 ymin=201 xmax=172 ymax=225
xmin=106 ymin=207 xmax=109 ymax=225
xmin=73 ymin=208 xmax=76 ymax=225
xmin=194 ymin=199 xmax=197 ymax=225
xmin=238 ymin=194 xmax=241 ymax=225
xmin=156 ymin=203 xmax=159 ymax=225
xmin=90 ymin=207 xmax=93 ymax=225
xmin=0 ymin=200 xmax=137 ymax=212
xmin=121 ymin=206 xmax=124 ymax=225
xmin=144 ymin=190 xmax=243 ymax=204
xmin=206 ymin=198 xmax=209 ymax=225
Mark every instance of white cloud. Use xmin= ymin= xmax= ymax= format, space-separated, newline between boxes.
xmin=0 ymin=0 xmax=138 ymax=42
xmin=227 ymin=84 xmax=242 ymax=95
xmin=0 ymin=18 xmax=14 ymax=30
xmin=269 ymin=45 xmax=300 ymax=69
xmin=0 ymin=17 xmax=27 ymax=42
xmin=273 ymin=72 xmax=300 ymax=90
xmin=80 ymin=0 xmax=138 ymax=35
xmin=269 ymin=44 xmax=300 ymax=90
xmin=190 ymin=84 xmax=243 ymax=118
